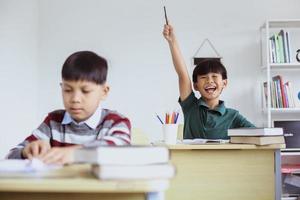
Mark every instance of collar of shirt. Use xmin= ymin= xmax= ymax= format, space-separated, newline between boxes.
xmin=61 ymin=106 xmax=102 ymax=129
xmin=198 ymin=98 xmax=226 ymax=115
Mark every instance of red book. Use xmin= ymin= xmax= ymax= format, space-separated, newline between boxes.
xmin=281 ymin=164 xmax=300 ymax=174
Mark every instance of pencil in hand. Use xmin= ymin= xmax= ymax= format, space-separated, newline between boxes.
xmin=163 ymin=6 xmax=168 ymax=25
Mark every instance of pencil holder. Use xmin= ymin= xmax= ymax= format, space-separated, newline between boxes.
xmin=162 ymin=124 xmax=178 ymax=145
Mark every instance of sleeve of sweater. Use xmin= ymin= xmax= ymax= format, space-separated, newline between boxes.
xmin=6 ymin=113 xmax=54 ymax=159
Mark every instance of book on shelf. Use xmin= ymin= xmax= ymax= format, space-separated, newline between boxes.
xmin=230 ymin=136 xmax=285 ymax=145
xmin=262 ymin=78 xmax=297 ymax=109
xmin=273 ymin=75 xmax=286 ymax=108
xmin=269 ymin=29 xmax=292 ymax=63
xmin=275 ymin=34 xmax=281 ymax=63
xmin=279 ymin=29 xmax=287 ymax=63
xmin=284 ymin=174 xmax=300 ymax=188
xmin=277 ymin=31 xmax=285 ymax=63
xmin=282 ymin=164 xmax=300 ymax=174
xmin=285 ymin=31 xmax=291 ymax=63
xmin=268 ymin=38 xmax=276 ymax=63
xmin=91 ymin=163 xmax=175 ymax=180
xmin=285 ymin=82 xmax=295 ymax=108
xmin=227 ymin=127 xmax=283 ymax=136
xmin=74 ymin=145 xmax=169 ymax=165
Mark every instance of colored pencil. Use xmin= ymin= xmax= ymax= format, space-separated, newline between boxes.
xmin=156 ymin=113 xmax=164 ymax=124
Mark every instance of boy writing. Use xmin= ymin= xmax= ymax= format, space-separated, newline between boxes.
xmin=7 ymin=51 xmax=131 ymax=164
xmin=163 ymin=24 xmax=255 ymax=139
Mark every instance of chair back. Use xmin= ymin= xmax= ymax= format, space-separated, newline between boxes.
xmin=131 ymin=128 xmax=150 ymax=145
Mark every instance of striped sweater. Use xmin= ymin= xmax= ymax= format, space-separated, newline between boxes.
xmin=7 ymin=109 xmax=131 ymax=159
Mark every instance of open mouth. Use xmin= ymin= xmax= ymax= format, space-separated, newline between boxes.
xmin=204 ymin=86 xmax=216 ymax=94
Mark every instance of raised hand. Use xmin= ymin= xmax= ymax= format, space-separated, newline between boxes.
xmin=162 ymin=24 xmax=192 ymax=100
xmin=163 ymin=24 xmax=176 ymax=43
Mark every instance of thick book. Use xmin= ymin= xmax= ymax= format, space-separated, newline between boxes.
xmin=91 ymin=163 xmax=175 ymax=180
xmin=74 ymin=146 xmax=169 ymax=165
xmin=230 ymin=136 xmax=285 ymax=145
xmin=227 ymin=128 xmax=283 ymax=136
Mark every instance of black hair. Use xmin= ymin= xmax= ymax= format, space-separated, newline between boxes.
xmin=62 ymin=51 xmax=108 ymax=84
xmin=192 ymin=59 xmax=227 ymax=83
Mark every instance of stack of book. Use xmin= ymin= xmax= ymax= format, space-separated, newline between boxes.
xmin=228 ymin=128 xmax=285 ymax=145
xmin=74 ymin=146 xmax=175 ymax=180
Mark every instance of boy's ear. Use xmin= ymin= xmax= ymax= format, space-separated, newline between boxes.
xmin=222 ymin=79 xmax=228 ymax=88
xmin=193 ymin=83 xmax=198 ymax=91
xmin=101 ymin=84 xmax=110 ymax=100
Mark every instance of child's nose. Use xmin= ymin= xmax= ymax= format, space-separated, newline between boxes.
xmin=71 ymin=92 xmax=81 ymax=103
xmin=206 ymin=77 xmax=213 ymax=83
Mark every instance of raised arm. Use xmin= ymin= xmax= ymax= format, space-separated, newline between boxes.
xmin=163 ymin=24 xmax=192 ymax=101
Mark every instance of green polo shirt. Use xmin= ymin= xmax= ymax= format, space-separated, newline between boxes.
xmin=179 ymin=92 xmax=255 ymax=139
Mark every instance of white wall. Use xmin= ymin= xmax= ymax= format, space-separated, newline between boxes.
xmin=1 ymin=0 xmax=300 ymax=158
xmin=0 ymin=0 xmax=39 ymax=158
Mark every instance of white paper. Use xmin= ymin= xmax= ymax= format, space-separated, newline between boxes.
xmin=181 ymin=139 xmax=230 ymax=144
xmin=0 ymin=158 xmax=61 ymax=172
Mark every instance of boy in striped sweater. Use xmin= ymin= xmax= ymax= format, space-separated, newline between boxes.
xmin=7 ymin=51 xmax=131 ymax=164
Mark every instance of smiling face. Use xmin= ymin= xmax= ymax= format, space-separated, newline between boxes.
xmin=61 ymin=80 xmax=109 ymax=123
xmin=193 ymin=72 xmax=227 ymax=102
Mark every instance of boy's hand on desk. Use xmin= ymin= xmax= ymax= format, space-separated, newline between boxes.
xmin=22 ymin=140 xmax=50 ymax=159
xmin=40 ymin=145 xmax=81 ymax=165
xmin=163 ymin=24 xmax=175 ymax=43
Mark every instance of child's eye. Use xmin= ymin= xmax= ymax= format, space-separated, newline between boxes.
xmin=82 ymin=90 xmax=91 ymax=94
xmin=64 ymin=89 xmax=72 ymax=93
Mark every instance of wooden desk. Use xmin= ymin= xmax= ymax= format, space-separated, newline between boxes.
xmin=0 ymin=164 xmax=169 ymax=200
xmin=166 ymin=143 xmax=285 ymax=200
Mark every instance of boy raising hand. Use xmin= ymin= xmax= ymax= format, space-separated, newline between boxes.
xmin=163 ymin=24 xmax=254 ymax=139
